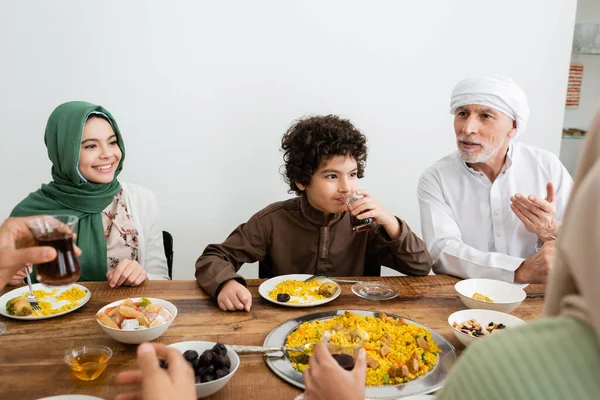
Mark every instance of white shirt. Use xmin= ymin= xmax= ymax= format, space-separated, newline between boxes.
xmin=121 ymin=182 xmax=170 ymax=280
xmin=417 ymin=142 xmax=573 ymax=282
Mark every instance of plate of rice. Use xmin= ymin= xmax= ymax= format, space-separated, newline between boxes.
xmin=264 ymin=309 xmax=456 ymax=398
xmin=258 ymin=274 xmax=341 ymax=307
xmin=0 ymin=283 xmax=91 ymax=320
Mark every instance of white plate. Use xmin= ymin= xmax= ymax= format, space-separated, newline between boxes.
xmin=258 ymin=274 xmax=341 ymax=307
xmin=0 ymin=283 xmax=91 ymax=320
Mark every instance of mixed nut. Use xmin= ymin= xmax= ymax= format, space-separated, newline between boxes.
xmin=452 ymin=318 xmax=506 ymax=337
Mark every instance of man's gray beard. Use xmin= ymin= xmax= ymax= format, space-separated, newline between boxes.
xmin=457 ymin=137 xmax=504 ymax=163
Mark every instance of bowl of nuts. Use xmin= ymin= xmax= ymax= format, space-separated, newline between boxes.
xmin=447 ymin=309 xmax=526 ymax=347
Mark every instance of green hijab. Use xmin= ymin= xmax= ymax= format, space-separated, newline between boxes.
xmin=11 ymin=101 xmax=126 ymax=281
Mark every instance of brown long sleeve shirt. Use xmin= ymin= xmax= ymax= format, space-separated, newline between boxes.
xmin=195 ymin=195 xmax=432 ymax=297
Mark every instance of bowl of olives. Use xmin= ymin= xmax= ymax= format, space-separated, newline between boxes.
xmin=167 ymin=341 xmax=240 ymax=398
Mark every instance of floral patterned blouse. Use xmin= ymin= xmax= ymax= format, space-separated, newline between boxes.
xmin=102 ymin=187 xmax=140 ymax=270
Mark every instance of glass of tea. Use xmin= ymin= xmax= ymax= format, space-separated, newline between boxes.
xmin=64 ymin=345 xmax=113 ymax=381
xmin=322 ymin=329 xmax=365 ymax=371
xmin=344 ymin=193 xmax=374 ymax=232
xmin=27 ymin=215 xmax=81 ymax=286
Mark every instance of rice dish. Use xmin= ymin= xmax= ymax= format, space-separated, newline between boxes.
xmin=285 ymin=311 xmax=441 ymax=385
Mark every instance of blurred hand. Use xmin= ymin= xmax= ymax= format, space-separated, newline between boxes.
xmin=6 ymin=264 xmax=32 ymax=286
xmin=115 ymin=342 xmax=196 ymax=400
xmin=510 ymin=182 xmax=559 ymax=242
xmin=515 ymin=240 xmax=556 ymax=284
xmin=217 ymin=279 xmax=252 ymax=312
xmin=0 ymin=217 xmax=57 ymax=289
xmin=107 ymin=259 xmax=148 ymax=288
xmin=348 ymin=190 xmax=401 ymax=239
xmin=303 ymin=343 xmax=366 ymax=400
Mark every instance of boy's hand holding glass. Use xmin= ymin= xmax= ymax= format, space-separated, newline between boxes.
xmin=107 ymin=258 xmax=148 ymax=288
xmin=217 ymin=279 xmax=252 ymax=312
xmin=345 ymin=191 xmax=401 ymax=239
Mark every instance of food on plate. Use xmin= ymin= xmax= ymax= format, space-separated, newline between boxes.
xmin=5 ymin=286 xmax=88 ymax=317
xmin=162 ymin=343 xmax=232 ymax=383
xmin=452 ymin=318 xmax=506 ymax=337
xmin=318 ymin=282 xmax=338 ymax=297
xmin=96 ymin=298 xmax=173 ymax=330
xmin=472 ymin=292 xmax=494 ymax=302
xmin=6 ymin=297 xmax=33 ymax=316
xmin=285 ymin=311 xmax=441 ymax=385
xmin=268 ymin=279 xmax=339 ymax=304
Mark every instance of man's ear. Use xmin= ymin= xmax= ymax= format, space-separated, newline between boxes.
xmin=507 ymin=120 xmax=518 ymax=139
xmin=295 ymin=182 xmax=306 ymax=192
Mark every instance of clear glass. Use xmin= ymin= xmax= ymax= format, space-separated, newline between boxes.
xmin=344 ymin=193 xmax=374 ymax=232
xmin=64 ymin=345 xmax=113 ymax=381
xmin=321 ymin=329 xmax=365 ymax=371
xmin=27 ymin=215 xmax=81 ymax=286
xmin=0 ymin=322 xmax=5 ymax=335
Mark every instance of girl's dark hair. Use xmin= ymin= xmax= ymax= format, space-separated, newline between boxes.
xmin=281 ymin=115 xmax=367 ymax=195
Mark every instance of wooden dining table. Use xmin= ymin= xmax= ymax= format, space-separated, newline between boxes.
xmin=0 ymin=275 xmax=546 ymax=400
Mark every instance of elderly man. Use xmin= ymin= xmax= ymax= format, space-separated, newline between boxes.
xmin=418 ymin=76 xmax=573 ymax=284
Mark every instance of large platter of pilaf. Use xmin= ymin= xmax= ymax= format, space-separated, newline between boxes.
xmin=264 ymin=310 xmax=457 ymax=399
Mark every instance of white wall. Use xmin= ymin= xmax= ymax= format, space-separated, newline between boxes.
xmin=0 ymin=0 xmax=577 ymax=279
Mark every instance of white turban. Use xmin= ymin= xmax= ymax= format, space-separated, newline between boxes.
xmin=449 ymin=76 xmax=530 ymax=139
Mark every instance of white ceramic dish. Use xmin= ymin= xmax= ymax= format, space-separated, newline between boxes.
xmin=258 ymin=274 xmax=341 ymax=307
xmin=454 ymin=278 xmax=526 ymax=313
xmin=96 ymin=297 xmax=177 ymax=344
xmin=168 ymin=341 xmax=240 ymax=399
xmin=448 ymin=309 xmax=526 ymax=347
xmin=0 ymin=283 xmax=91 ymax=320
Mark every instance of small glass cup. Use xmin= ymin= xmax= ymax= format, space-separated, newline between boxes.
xmin=27 ymin=215 xmax=81 ymax=286
xmin=64 ymin=345 xmax=113 ymax=381
xmin=344 ymin=193 xmax=374 ymax=232
xmin=322 ymin=329 xmax=365 ymax=371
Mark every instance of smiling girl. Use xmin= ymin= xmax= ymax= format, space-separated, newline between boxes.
xmin=10 ymin=101 xmax=169 ymax=286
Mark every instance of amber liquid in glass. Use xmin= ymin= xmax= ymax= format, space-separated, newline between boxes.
xmin=331 ymin=353 xmax=355 ymax=370
xmin=69 ymin=353 xmax=109 ymax=381
xmin=350 ymin=215 xmax=373 ymax=232
xmin=35 ymin=233 xmax=81 ymax=286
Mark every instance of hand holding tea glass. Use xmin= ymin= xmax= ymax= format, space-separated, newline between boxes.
xmin=27 ymin=215 xmax=81 ymax=286
xmin=344 ymin=191 xmax=401 ymax=238
xmin=303 ymin=340 xmax=366 ymax=400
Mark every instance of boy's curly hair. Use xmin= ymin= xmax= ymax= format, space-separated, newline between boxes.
xmin=281 ymin=115 xmax=367 ymax=195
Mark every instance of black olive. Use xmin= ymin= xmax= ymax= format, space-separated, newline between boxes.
xmin=277 ymin=293 xmax=291 ymax=303
xmin=195 ymin=376 xmax=203 ymax=384
xmin=183 ymin=350 xmax=199 ymax=363
xmin=215 ymin=368 xmax=229 ymax=379
xmin=213 ymin=354 xmax=231 ymax=369
xmin=212 ymin=343 xmax=228 ymax=356
xmin=158 ymin=358 xmax=168 ymax=369
xmin=206 ymin=364 xmax=216 ymax=374
xmin=192 ymin=357 xmax=202 ymax=370
xmin=498 ymin=323 xmax=506 ymax=329
xmin=199 ymin=349 xmax=213 ymax=366
xmin=195 ymin=366 xmax=210 ymax=376
xmin=201 ymin=374 xmax=215 ymax=383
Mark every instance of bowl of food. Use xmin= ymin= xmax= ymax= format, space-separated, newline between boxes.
xmin=64 ymin=345 xmax=113 ymax=381
xmin=96 ymin=297 xmax=177 ymax=344
xmin=448 ymin=309 xmax=526 ymax=347
xmin=454 ymin=278 xmax=526 ymax=313
xmin=168 ymin=341 xmax=240 ymax=399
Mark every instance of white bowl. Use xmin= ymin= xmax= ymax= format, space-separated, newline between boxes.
xmin=448 ymin=309 xmax=526 ymax=347
xmin=455 ymin=278 xmax=526 ymax=313
xmin=168 ymin=341 xmax=240 ymax=399
xmin=96 ymin=297 xmax=177 ymax=344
